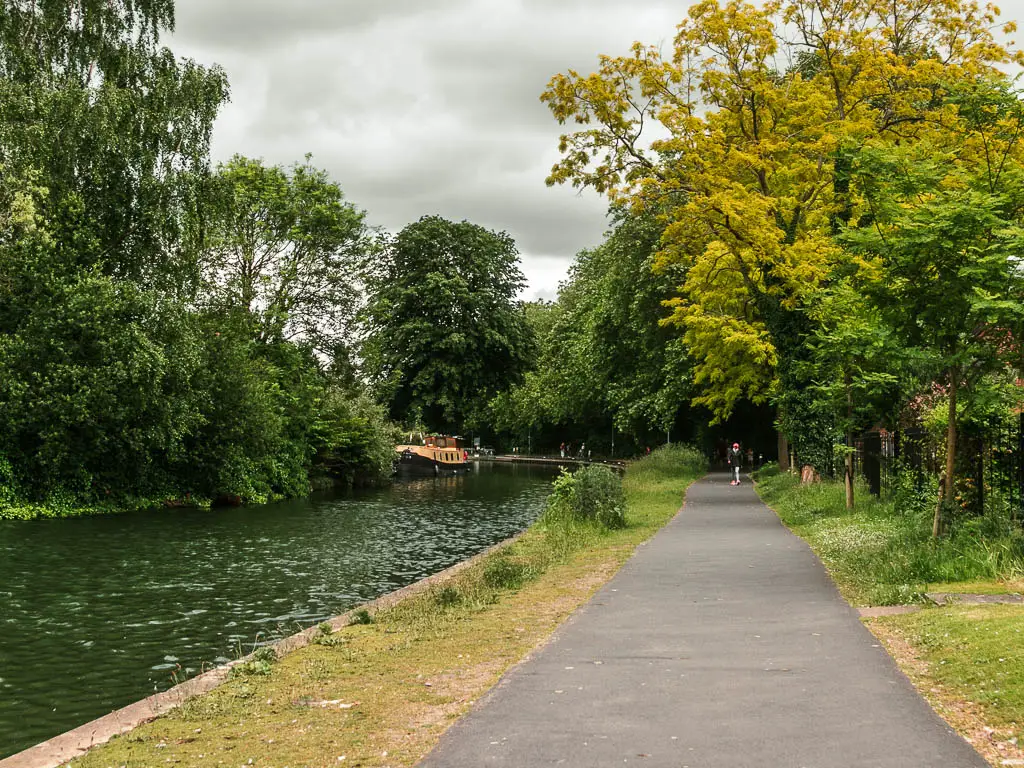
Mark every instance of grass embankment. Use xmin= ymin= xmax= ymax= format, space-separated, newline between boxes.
xmin=754 ymin=467 xmax=1024 ymax=606
xmin=754 ymin=467 xmax=1024 ymax=765
xmin=70 ymin=446 xmax=705 ymax=768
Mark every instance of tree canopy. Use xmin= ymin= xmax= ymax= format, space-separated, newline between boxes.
xmin=489 ymin=210 xmax=695 ymax=449
xmin=200 ymin=155 xmax=370 ymax=360
xmin=540 ymin=0 xmax=1024 ymax=472
xmin=362 ymin=216 xmax=534 ymax=434
xmin=0 ymin=0 xmax=395 ymax=515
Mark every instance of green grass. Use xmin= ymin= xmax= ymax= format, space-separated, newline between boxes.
xmin=68 ymin=446 xmax=706 ymax=768
xmin=874 ymin=605 xmax=1024 ymax=742
xmin=754 ymin=469 xmax=1024 ymax=606
xmin=756 ymin=466 xmax=1024 ymax=761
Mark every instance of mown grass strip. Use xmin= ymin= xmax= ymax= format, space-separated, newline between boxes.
xmin=69 ymin=447 xmax=704 ymax=768
xmin=868 ymin=606 xmax=1024 ymax=766
xmin=754 ymin=466 xmax=1024 ymax=766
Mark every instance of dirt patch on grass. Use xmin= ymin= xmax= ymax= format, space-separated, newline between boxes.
xmin=866 ymin=617 xmax=1024 ymax=767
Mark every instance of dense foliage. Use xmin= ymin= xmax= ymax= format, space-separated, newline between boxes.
xmin=0 ymin=2 xmax=393 ymax=516
xmin=488 ymin=211 xmax=717 ymax=455
xmin=535 ymin=0 xmax=1024 ymax=533
xmin=544 ymin=465 xmax=627 ymax=530
xmin=362 ymin=216 xmax=535 ymax=434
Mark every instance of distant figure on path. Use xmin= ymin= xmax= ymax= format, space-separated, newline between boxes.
xmin=560 ymin=442 xmax=566 ymax=459
xmin=728 ymin=442 xmax=742 ymax=485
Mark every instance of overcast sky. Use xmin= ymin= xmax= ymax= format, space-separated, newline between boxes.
xmin=167 ymin=0 xmax=690 ymax=300
xmin=167 ymin=1 xmax=1024 ymax=301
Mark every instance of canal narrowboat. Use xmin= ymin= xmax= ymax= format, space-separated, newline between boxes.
xmin=395 ymin=435 xmax=472 ymax=475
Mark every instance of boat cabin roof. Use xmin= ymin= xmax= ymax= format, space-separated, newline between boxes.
xmin=424 ymin=435 xmax=461 ymax=448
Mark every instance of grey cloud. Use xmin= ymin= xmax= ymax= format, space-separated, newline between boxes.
xmin=171 ymin=0 xmax=470 ymax=49
xmin=169 ymin=0 xmax=690 ymax=296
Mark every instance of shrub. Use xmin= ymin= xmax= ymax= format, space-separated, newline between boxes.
xmin=482 ymin=556 xmax=533 ymax=590
xmin=229 ymin=645 xmax=278 ymax=678
xmin=348 ymin=608 xmax=374 ymax=625
xmin=544 ymin=465 xmax=626 ymax=530
xmin=312 ymin=622 xmax=347 ymax=647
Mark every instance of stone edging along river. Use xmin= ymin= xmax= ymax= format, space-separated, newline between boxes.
xmin=0 ymin=463 xmax=556 ymax=760
xmin=1 ymin=529 xmax=528 ymax=768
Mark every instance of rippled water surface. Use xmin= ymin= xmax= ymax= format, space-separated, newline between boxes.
xmin=0 ymin=462 xmax=556 ymax=758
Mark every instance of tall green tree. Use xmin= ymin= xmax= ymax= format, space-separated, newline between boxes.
xmin=362 ymin=216 xmax=534 ymax=433
xmin=799 ymin=280 xmax=903 ymax=507
xmin=845 ymin=145 xmax=1024 ymax=534
xmin=489 ymin=211 xmax=695 ymax=451
xmin=199 ymin=155 xmax=370 ymax=361
xmin=540 ymin=0 xmax=1022 ymax=470
xmin=0 ymin=0 xmax=228 ymax=288
xmin=0 ymin=1 xmax=398 ymax=514
xmin=0 ymin=0 xmax=229 ymax=505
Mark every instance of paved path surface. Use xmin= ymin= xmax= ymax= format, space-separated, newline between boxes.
xmin=420 ymin=473 xmax=986 ymax=768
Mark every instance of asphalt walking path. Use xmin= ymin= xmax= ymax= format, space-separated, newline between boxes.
xmin=419 ymin=472 xmax=987 ymax=768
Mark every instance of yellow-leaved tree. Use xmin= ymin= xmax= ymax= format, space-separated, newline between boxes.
xmin=541 ymin=0 xmax=1022 ymax=469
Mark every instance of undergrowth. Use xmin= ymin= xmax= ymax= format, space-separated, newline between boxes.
xmin=754 ymin=468 xmax=1024 ymax=605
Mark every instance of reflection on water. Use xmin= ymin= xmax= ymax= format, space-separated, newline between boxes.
xmin=0 ymin=462 xmax=555 ymax=758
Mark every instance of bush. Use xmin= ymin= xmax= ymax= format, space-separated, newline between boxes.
xmin=348 ymin=608 xmax=374 ymax=625
xmin=482 ymin=556 xmax=534 ymax=591
xmin=628 ymin=444 xmax=708 ymax=484
xmin=544 ymin=465 xmax=626 ymax=530
xmin=229 ymin=645 xmax=278 ymax=678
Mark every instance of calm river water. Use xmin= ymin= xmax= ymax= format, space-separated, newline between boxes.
xmin=0 ymin=462 xmax=556 ymax=758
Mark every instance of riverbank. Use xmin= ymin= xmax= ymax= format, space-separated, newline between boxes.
xmin=753 ymin=467 xmax=1024 ymax=765
xmin=0 ymin=472 xmax=398 ymax=521
xmin=51 ymin=447 xmax=705 ymax=767
xmin=0 ymin=466 xmax=555 ymax=760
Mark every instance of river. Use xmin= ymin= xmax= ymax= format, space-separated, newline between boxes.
xmin=0 ymin=462 xmax=556 ymax=758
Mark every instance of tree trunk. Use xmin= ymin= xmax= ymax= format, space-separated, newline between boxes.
xmin=934 ymin=377 xmax=958 ymax=538
xmin=845 ymin=370 xmax=854 ymax=510
xmin=778 ymin=431 xmax=790 ymax=472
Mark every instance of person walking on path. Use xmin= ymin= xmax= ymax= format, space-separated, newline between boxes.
xmin=728 ymin=441 xmax=742 ymax=485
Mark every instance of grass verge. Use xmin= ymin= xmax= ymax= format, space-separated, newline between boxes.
xmin=69 ymin=446 xmax=705 ymax=768
xmin=754 ymin=465 xmax=1024 ymax=766
xmin=867 ymin=607 xmax=1024 ymax=765
xmin=753 ymin=467 xmax=1024 ymax=606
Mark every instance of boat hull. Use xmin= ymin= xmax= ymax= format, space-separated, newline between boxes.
xmin=395 ymin=447 xmax=472 ymax=475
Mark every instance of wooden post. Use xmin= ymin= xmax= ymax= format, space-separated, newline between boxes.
xmin=934 ymin=377 xmax=957 ymax=538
